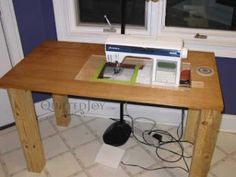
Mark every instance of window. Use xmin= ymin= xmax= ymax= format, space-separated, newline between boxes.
xmin=52 ymin=0 xmax=159 ymax=43
xmin=160 ymin=0 xmax=236 ymax=57
xmin=78 ymin=0 xmax=145 ymax=27
xmin=52 ymin=0 xmax=236 ymax=57
xmin=165 ymin=0 xmax=236 ymax=31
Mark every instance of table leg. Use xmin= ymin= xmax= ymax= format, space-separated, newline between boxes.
xmin=7 ymin=88 xmax=45 ymax=172
xmin=184 ymin=109 xmax=200 ymax=144
xmin=52 ymin=94 xmax=71 ymax=127
xmin=189 ymin=110 xmax=222 ymax=177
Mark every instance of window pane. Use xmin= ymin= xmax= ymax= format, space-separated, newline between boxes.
xmin=165 ymin=0 xmax=236 ymax=31
xmin=78 ymin=0 xmax=145 ymax=26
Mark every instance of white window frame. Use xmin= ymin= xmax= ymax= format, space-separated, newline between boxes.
xmin=158 ymin=0 xmax=236 ymax=58
xmin=53 ymin=0 xmax=236 ymax=58
xmin=52 ymin=0 xmax=159 ymax=43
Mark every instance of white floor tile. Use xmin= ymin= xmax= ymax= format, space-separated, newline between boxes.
xmin=140 ymin=144 xmax=159 ymax=160
xmin=164 ymin=154 xmax=191 ymax=177
xmin=0 ymin=125 xmax=16 ymax=136
xmin=136 ymin=166 xmax=172 ymax=177
xmin=51 ymin=115 xmax=82 ymax=132
xmin=62 ymin=125 xmax=96 ymax=148
xmin=176 ymin=141 xmax=193 ymax=156
xmin=122 ymin=146 xmax=156 ymax=175
xmin=166 ymin=127 xmax=180 ymax=140
xmin=74 ymin=140 xmax=101 ymax=167
xmin=0 ymin=130 xmax=21 ymax=154
xmin=79 ymin=115 xmax=96 ymax=122
xmin=211 ymin=158 xmax=236 ymax=177
xmin=210 ymin=147 xmax=226 ymax=165
xmin=86 ymin=118 xmax=114 ymax=137
xmin=216 ymin=132 xmax=236 ymax=153
xmin=3 ymin=149 xmax=26 ymax=175
xmin=11 ymin=170 xmax=47 ymax=177
xmin=167 ymin=168 xmax=189 ymax=177
xmin=0 ymin=163 xmax=6 ymax=177
xmin=233 ymin=153 xmax=236 ymax=161
xmin=88 ymin=165 xmax=130 ymax=177
xmin=142 ymin=142 xmax=181 ymax=161
xmin=1 ymin=116 xmax=236 ymax=177
xmin=207 ymin=172 xmax=214 ymax=177
xmin=119 ymin=137 xmax=137 ymax=150
xmin=42 ymin=135 xmax=68 ymax=159
xmin=73 ymin=172 xmax=88 ymax=177
xmin=38 ymin=119 xmax=56 ymax=139
xmin=46 ymin=152 xmax=81 ymax=177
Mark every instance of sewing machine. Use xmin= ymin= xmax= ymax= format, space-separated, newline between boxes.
xmin=105 ymin=35 xmax=188 ymax=87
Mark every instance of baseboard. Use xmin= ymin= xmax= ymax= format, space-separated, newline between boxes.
xmin=35 ymin=99 xmax=54 ymax=118
xmin=220 ymin=114 xmax=236 ymax=133
xmin=36 ymin=98 xmax=236 ymax=132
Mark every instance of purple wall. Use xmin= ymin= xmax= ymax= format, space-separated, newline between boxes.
xmin=12 ymin=0 xmax=57 ymax=102
xmin=13 ymin=0 xmax=57 ymax=55
xmin=216 ymin=57 xmax=236 ymax=115
xmin=12 ymin=0 xmax=236 ymax=115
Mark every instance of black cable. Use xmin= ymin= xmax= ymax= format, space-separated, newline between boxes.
xmin=177 ymin=109 xmax=185 ymax=140
xmin=69 ymin=108 xmax=193 ymax=173
xmin=122 ymin=110 xmax=193 ymax=173
xmin=121 ymin=161 xmax=189 ymax=173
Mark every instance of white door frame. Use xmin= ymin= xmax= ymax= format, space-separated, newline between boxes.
xmin=0 ymin=0 xmax=23 ymax=127
xmin=0 ymin=17 xmax=15 ymax=127
xmin=0 ymin=0 xmax=24 ymax=66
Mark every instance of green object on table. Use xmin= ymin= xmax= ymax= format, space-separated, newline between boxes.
xmin=91 ymin=60 xmax=140 ymax=85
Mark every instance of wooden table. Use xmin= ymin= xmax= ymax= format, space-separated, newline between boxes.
xmin=0 ymin=41 xmax=223 ymax=177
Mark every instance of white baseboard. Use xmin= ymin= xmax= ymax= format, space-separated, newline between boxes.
xmin=35 ymin=99 xmax=54 ymax=118
xmin=35 ymin=98 xmax=236 ymax=133
xmin=220 ymin=114 xmax=236 ymax=133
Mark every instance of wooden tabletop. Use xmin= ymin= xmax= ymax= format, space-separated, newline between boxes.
xmin=0 ymin=41 xmax=224 ymax=111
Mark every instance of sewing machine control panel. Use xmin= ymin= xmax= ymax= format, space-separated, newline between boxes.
xmin=154 ymin=60 xmax=178 ymax=85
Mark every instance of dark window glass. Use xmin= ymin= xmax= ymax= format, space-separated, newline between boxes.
xmin=78 ymin=0 xmax=145 ymax=26
xmin=165 ymin=0 xmax=236 ymax=31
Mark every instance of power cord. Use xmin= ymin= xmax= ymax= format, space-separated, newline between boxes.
xmin=64 ymin=104 xmax=193 ymax=173
xmin=121 ymin=104 xmax=193 ymax=173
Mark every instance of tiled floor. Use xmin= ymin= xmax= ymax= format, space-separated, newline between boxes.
xmin=0 ymin=115 xmax=236 ymax=177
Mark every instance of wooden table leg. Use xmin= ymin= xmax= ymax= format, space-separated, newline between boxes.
xmin=7 ymin=88 xmax=45 ymax=172
xmin=52 ymin=94 xmax=71 ymax=127
xmin=189 ymin=110 xmax=222 ymax=177
xmin=184 ymin=109 xmax=200 ymax=144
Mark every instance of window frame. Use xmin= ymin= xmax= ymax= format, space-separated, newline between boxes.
xmin=158 ymin=0 xmax=236 ymax=58
xmin=53 ymin=0 xmax=159 ymax=43
xmin=52 ymin=0 xmax=236 ymax=58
